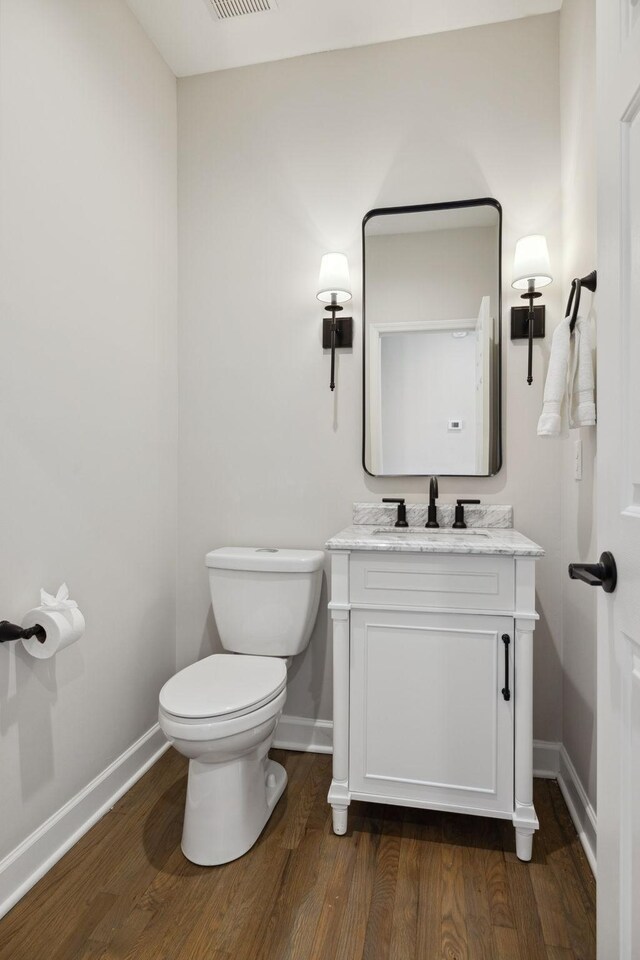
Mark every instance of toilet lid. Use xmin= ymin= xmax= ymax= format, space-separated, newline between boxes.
xmin=159 ymin=654 xmax=287 ymax=720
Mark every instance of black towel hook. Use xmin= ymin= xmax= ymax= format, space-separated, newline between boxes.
xmin=567 ymin=270 xmax=597 ymax=333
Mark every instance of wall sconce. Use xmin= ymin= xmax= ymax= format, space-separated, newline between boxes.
xmin=317 ymin=253 xmax=353 ymax=392
xmin=511 ymin=235 xmax=552 ymax=385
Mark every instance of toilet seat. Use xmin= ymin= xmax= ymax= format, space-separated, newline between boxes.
xmin=159 ymin=687 xmax=287 ymax=744
xmin=159 ymin=654 xmax=287 ymax=722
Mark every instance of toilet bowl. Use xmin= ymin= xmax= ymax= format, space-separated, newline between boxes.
xmin=158 ymin=546 xmax=324 ymax=865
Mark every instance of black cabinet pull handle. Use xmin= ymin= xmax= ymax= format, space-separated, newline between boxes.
xmin=568 ymin=551 xmax=617 ymax=593
xmin=501 ymin=633 xmax=511 ymax=701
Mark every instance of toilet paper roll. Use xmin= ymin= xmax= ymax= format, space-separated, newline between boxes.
xmin=21 ymin=606 xmax=85 ymax=659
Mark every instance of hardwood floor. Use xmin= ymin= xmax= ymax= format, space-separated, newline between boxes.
xmin=0 ymin=750 xmax=596 ymax=960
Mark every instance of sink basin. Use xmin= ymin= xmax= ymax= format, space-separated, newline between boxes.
xmin=372 ymin=527 xmax=489 ymax=539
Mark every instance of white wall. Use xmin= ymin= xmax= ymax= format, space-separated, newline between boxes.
xmin=177 ymin=14 xmax=565 ymax=739
xmin=559 ymin=0 xmax=597 ymax=810
xmin=0 ymin=0 xmax=177 ymax=862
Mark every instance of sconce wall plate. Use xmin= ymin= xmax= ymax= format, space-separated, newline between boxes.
xmin=322 ymin=316 xmax=353 ymax=349
xmin=510 ymin=305 xmax=545 ymax=340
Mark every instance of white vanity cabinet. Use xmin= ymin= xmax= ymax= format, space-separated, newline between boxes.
xmin=326 ymin=530 xmax=543 ymax=861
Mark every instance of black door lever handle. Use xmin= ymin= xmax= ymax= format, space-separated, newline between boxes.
xmin=568 ymin=551 xmax=617 ymax=593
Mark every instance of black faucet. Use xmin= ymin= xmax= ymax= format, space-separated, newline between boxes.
xmin=425 ymin=477 xmax=439 ymax=528
xmin=382 ymin=498 xmax=408 ymax=528
xmin=453 ymin=499 xmax=481 ymax=529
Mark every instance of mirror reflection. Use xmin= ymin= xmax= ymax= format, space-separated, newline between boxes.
xmin=363 ymin=200 xmax=502 ymax=477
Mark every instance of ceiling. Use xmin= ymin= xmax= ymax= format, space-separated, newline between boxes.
xmin=125 ymin=0 xmax=561 ymax=78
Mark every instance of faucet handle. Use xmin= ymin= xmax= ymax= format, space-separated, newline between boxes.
xmin=382 ymin=498 xmax=409 ymax=528
xmin=453 ymin=499 xmax=481 ymax=529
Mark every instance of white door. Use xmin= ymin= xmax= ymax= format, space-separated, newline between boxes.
xmin=596 ymin=1 xmax=640 ymax=956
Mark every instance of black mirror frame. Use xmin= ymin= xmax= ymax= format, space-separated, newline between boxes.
xmin=362 ymin=196 xmax=503 ymax=479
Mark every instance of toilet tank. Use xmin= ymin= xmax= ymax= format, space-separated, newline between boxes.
xmin=205 ymin=547 xmax=324 ymax=656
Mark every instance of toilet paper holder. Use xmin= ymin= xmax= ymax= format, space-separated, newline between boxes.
xmin=0 ymin=620 xmax=46 ymax=644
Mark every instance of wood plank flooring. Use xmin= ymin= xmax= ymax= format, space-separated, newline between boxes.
xmin=0 ymin=750 xmax=596 ymax=960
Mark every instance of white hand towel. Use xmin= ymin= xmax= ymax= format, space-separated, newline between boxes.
xmin=568 ymin=316 xmax=596 ymax=427
xmin=537 ymin=315 xmax=572 ymax=436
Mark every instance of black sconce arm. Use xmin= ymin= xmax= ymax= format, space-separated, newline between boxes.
xmin=322 ymin=303 xmax=353 ymax=392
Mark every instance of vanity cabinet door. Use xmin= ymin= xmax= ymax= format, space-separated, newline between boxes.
xmin=349 ymin=609 xmax=514 ymax=817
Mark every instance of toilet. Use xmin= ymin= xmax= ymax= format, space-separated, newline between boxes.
xmin=158 ymin=546 xmax=324 ymax=865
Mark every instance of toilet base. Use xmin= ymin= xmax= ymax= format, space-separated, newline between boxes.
xmin=181 ymin=753 xmax=287 ymax=866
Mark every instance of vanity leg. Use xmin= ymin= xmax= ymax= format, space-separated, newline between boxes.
xmin=513 ymin=617 xmax=539 ymax=862
xmin=332 ymin=804 xmax=348 ymax=835
xmin=515 ymin=827 xmax=535 ymax=861
xmin=328 ymin=600 xmax=350 ymax=837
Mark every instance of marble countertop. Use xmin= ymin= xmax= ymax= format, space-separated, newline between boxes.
xmin=326 ymin=525 xmax=544 ymax=557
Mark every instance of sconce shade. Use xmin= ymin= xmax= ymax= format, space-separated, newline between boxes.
xmin=511 ymin=235 xmax=553 ymax=289
xmin=317 ymin=252 xmax=352 ymax=303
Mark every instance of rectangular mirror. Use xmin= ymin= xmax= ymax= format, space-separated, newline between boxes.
xmin=363 ymin=199 xmax=502 ymax=477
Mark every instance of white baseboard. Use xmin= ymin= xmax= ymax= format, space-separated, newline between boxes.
xmin=534 ymin=738 xmax=596 ymax=874
xmin=274 ymin=725 xmax=567 ymax=775
xmin=557 ymin=744 xmax=597 ymax=875
xmin=0 ymin=723 xmax=169 ymax=921
xmin=533 ymin=739 xmax=561 ymax=778
xmin=274 ymin=714 xmax=333 ymax=754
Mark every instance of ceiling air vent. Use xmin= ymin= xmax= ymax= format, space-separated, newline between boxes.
xmin=205 ymin=0 xmax=277 ymax=20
